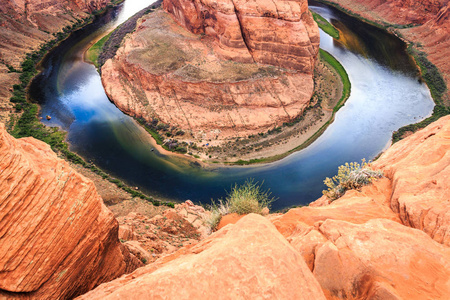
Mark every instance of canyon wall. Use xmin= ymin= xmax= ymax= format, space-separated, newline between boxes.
xmin=324 ymin=0 xmax=450 ymax=103
xmin=0 ymin=0 xmax=112 ymax=124
xmin=101 ymin=2 xmax=319 ymax=142
xmin=163 ymin=0 xmax=319 ymax=73
xmin=0 ymin=123 xmax=140 ymax=299
xmin=80 ymin=116 xmax=450 ymax=300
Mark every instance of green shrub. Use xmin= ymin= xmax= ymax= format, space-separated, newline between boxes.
xmin=205 ymin=179 xmax=276 ymax=230
xmin=323 ymin=159 xmax=383 ymax=200
xmin=226 ymin=179 xmax=276 ymax=214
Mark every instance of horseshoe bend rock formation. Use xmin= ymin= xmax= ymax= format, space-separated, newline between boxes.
xmin=101 ymin=0 xmax=320 ymax=141
xmin=0 ymin=123 xmax=141 ymax=299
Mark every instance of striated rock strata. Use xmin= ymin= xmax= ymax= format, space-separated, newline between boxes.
xmin=0 ymin=123 xmax=140 ymax=299
xmin=101 ymin=1 xmax=319 ymax=141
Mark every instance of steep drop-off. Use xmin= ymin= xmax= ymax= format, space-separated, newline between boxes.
xmin=81 ymin=116 xmax=450 ymax=299
xmin=0 ymin=0 xmax=112 ymax=123
xmin=101 ymin=0 xmax=319 ymax=141
xmin=0 ymin=123 xmax=141 ymax=299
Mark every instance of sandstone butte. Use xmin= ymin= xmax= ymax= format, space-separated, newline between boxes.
xmin=101 ymin=0 xmax=320 ymax=141
xmin=323 ymin=0 xmax=450 ymax=103
xmin=0 ymin=123 xmax=142 ymax=299
xmin=0 ymin=0 xmax=112 ymax=123
xmin=78 ymin=115 xmax=450 ymax=300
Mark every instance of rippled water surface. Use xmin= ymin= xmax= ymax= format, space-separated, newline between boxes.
xmin=31 ymin=0 xmax=434 ymax=210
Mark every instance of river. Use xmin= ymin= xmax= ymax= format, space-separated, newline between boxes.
xmin=30 ymin=0 xmax=434 ymax=210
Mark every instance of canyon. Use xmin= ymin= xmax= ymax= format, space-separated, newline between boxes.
xmin=1 ymin=111 xmax=449 ymax=298
xmin=0 ymin=0 xmax=449 ymax=299
xmin=0 ymin=0 xmax=113 ymax=123
xmin=101 ymin=0 xmax=320 ymax=142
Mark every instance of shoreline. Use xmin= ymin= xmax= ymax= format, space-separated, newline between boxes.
xmin=127 ymin=48 xmax=350 ymax=167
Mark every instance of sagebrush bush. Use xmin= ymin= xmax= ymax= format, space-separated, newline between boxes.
xmin=205 ymin=179 xmax=276 ymax=230
xmin=323 ymin=159 xmax=383 ymax=200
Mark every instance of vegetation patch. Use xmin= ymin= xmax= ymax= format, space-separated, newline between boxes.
xmin=205 ymin=179 xmax=276 ymax=230
xmin=311 ymin=10 xmax=340 ymax=39
xmin=323 ymin=159 xmax=383 ymax=200
xmin=85 ymin=32 xmax=112 ymax=67
xmin=319 ymin=49 xmax=351 ymax=112
xmin=136 ymin=118 xmax=190 ymax=154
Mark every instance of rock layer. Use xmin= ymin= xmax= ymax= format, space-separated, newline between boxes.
xmin=163 ymin=0 xmax=320 ymax=72
xmin=0 ymin=123 xmax=139 ymax=299
xmin=102 ymin=7 xmax=318 ymax=141
xmin=373 ymin=115 xmax=450 ymax=246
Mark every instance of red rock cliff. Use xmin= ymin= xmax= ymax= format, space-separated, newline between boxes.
xmin=0 ymin=123 xmax=140 ymax=299
xmin=163 ymin=0 xmax=319 ymax=73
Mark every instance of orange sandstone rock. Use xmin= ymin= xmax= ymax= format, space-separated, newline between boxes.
xmin=373 ymin=115 xmax=450 ymax=245
xmin=0 ymin=123 xmax=138 ymax=299
xmin=314 ymin=219 xmax=450 ymax=299
xmin=270 ymin=178 xmax=400 ymax=237
xmin=164 ymin=0 xmax=320 ymax=72
xmin=77 ymin=214 xmax=326 ymax=299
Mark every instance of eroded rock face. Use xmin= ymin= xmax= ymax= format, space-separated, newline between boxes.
xmin=163 ymin=0 xmax=320 ymax=72
xmin=78 ymin=214 xmax=326 ymax=300
xmin=102 ymin=8 xmax=318 ymax=141
xmin=117 ymin=200 xmax=210 ymax=264
xmin=373 ymin=115 xmax=450 ymax=246
xmin=0 ymin=124 xmax=139 ymax=299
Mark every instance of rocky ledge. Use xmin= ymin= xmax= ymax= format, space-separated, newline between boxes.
xmin=101 ymin=0 xmax=319 ymax=142
xmin=0 ymin=123 xmax=141 ymax=299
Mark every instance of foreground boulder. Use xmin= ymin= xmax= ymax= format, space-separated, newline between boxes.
xmin=78 ymin=214 xmax=326 ymax=299
xmin=0 ymin=124 xmax=140 ymax=299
